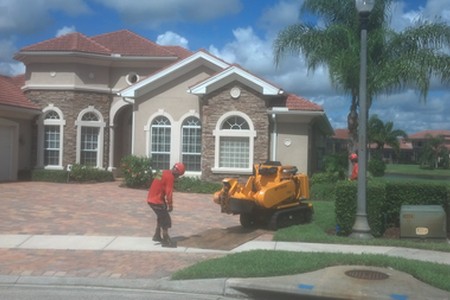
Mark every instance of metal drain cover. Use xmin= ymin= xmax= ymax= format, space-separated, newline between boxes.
xmin=345 ymin=269 xmax=389 ymax=280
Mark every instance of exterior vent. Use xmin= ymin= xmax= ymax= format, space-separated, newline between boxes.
xmin=400 ymin=205 xmax=447 ymax=239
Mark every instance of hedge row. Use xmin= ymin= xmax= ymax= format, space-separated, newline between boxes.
xmin=335 ymin=179 xmax=449 ymax=237
xmin=32 ymin=164 xmax=114 ymax=183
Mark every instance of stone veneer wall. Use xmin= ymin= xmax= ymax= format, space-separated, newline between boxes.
xmin=25 ymin=90 xmax=111 ymax=169
xmin=200 ymin=82 xmax=270 ymax=182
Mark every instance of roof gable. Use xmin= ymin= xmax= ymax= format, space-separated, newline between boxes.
xmin=0 ymin=75 xmax=39 ymax=110
xmin=120 ymin=50 xmax=229 ymax=98
xmin=188 ymin=64 xmax=283 ymax=96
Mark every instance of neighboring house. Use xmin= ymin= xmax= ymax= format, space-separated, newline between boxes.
xmin=1 ymin=30 xmax=333 ymax=182
xmin=408 ymin=130 xmax=450 ymax=162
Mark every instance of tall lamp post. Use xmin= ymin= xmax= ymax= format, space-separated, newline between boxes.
xmin=351 ymin=0 xmax=375 ymax=239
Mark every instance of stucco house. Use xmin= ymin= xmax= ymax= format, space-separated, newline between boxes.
xmin=0 ymin=30 xmax=333 ymax=182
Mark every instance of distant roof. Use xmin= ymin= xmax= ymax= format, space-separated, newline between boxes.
xmin=17 ymin=29 xmax=192 ymax=59
xmin=0 ymin=75 xmax=39 ymax=110
xmin=332 ymin=128 xmax=350 ymax=140
xmin=408 ymin=130 xmax=450 ymax=139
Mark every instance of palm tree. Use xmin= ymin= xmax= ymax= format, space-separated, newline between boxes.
xmin=274 ymin=0 xmax=450 ymax=148
xmin=368 ymin=114 xmax=407 ymax=157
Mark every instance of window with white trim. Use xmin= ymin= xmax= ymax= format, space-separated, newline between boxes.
xmin=181 ymin=116 xmax=201 ymax=171
xmin=150 ymin=116 xmax=171 ymax=170
xmin=75 ymin=107 xmax=105 ymax=168
xmin=43 ymin=110 xmax=62 ymax=166
xmin=214 ymin=113 xmax=256 ymax=172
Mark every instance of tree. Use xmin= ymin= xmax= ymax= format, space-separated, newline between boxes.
xmin=419 ymin=134 xmax=449 ymax=169
xmin=368 ymin=114 xmax=407 ymax=155
xmin=274 ymin=0 xmax=450 ymax=147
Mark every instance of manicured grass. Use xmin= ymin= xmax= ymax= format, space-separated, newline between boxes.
xmin=172 ymin=200 xmax=450 ymax=291
xmin=386 ymin=164 xmax=450 ymax=177
xmin=172 ymin=250 xmax=450 ymax=292
xmin=274 ymin=201 xmax=450 ymax=252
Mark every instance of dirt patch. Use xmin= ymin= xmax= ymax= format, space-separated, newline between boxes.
xmin=175 ymin=226 xmax=271 ymax=251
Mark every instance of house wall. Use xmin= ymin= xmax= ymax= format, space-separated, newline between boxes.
xmin=275 ymin=122 xmax=309 ymax=174
xmin=132 ymin=69 xmax=208 ymax=161
xmin=25 ymin=90 xmax=111 ymax=168
xmin=201 ymin=82 xmax=270 ymax=182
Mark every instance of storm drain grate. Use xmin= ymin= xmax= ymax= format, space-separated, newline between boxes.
xmin=345 ymin=269 xmax=389 ymax=280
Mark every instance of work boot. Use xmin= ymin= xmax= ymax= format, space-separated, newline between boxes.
xmin=152 ymin=228 xmax=162 ymax=242
xmin=152 ymin=234 xmax=162 ymax=242
xmin=161 ymin=235 xmax=177 ymax=248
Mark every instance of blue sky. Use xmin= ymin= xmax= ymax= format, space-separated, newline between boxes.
xmin=1 ymin=0 xmax=449 ymax=134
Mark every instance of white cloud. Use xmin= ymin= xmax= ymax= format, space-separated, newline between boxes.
xmin=0 ymin=0 xmax=90 ymax=35
xmin=156 ymin=31 xmax=189 ymax=49
xmin=56 ymin=26 xmax=76 ymax=37
xmin=0 ymin=38 xmax=24 ymax=76
xmin=93 ymin=0 xmax=242 ymax=28
xmin=258 ymin=0 xmax=303 ymax=36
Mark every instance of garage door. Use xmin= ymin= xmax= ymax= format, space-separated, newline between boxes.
xmin=0 ymin=124 xmax=14 ymax=181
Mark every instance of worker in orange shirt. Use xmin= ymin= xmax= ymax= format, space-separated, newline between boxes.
xmin=147 ymin=162 xmax=185 ymax=248
xmin=349 ymin=153 xmax=358 ymax=181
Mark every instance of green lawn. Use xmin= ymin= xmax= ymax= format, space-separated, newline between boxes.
xmin=172 ymin=200 xmax=450 ymax=292
xmin=386 ymin=163 xmax=450 ymax=177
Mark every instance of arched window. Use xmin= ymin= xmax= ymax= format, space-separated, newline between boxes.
xmin=75 ymin=106 xmax=105 ymax=168
xmin=181 ymin=116 xmax=201 ymax=172
xmin=150 ymin=116 xmax=171 ymax=170
xmin=44 ymin=111 xmax=61 ymax=166
xmin=213 ymin=112 xmax=256 ymax=172
xmin=37 ymin=105 xmax=65 ymax=169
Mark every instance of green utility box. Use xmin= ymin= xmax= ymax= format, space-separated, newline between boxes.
xmin=400 ymin=205 xmax=447 ymax=239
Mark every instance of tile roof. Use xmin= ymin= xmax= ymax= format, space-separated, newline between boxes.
xmin=20 ymin=32 xmax=111 ymax=54
xmin=0 ymin=75 xmax=39 ymax=110
xmin=91 ymin=30 xmax=177 ymax=57
xmin=285 ymin=94 xmax=323 ymax=111
xmin=408 ymin=130 xmax=450 ymax=139
xmin=333 ymin=128 xmax=350 ymax=140
xmin=18 ymin=29 xmax=192 ymax=58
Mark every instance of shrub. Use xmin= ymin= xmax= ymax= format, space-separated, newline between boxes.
xmin=32 ymin=169 xmax=69 ymax=183
xmin=69 ymin=164 xmax=114 ymax=182
xmin=175 ymin=177 xmax=222 ymax=194
xmin=31 ymin=166 xmax=114 ymax=183
xmin=368 ymin=157 xmax=386 ymax=177
xmin=120 ymin=155 xmax=153 ymax=189
xmin=335 ymin=179 xmax=449 ymax=236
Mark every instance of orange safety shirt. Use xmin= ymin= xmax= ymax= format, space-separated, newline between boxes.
xmin=147 ymin=170 xmax=175 ymax=206
xmin=350 ymin=162 xmax=358 ymax=181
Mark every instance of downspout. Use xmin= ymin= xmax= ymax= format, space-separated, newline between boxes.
xmin=271 ymin=113 xmax=277 ymax=161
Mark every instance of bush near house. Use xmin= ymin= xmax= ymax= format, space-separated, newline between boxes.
xmin=120 ymin=155 xmax=153 ymax=189
xmin=31 ymin=165 xmax=114 ymax=183
xmin=334 ymin=179 xmax=449 ymax=236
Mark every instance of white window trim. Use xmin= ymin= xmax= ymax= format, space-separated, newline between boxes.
xmin=144 ymin=110 xmax=176 ymax=169
xmin=75 ymin=106 xmax=106 ymax=169
xmin=180 ymin=111 xmax=202 ymax=176
xmin=37 ymin=104 xmax=66 ymax=170
xmin=212 ymin=111 xmax=256 ymax=174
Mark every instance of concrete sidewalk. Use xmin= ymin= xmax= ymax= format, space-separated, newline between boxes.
xmin=1 ymin=234 xmax=449 ymax=299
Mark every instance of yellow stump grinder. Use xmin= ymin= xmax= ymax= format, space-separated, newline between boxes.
xmin=213 ymin=161 xmax=313 ymax=230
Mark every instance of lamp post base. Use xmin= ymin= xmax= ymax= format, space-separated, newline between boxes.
xmin=350 ymin=214 xmax=373 ymax=239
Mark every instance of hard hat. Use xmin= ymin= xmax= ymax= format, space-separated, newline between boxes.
xmin=173 ymin=162 xmax=185 ymax=176
xmin=349 ymin=153 xmax=358 ymax=160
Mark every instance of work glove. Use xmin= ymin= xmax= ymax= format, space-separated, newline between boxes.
xmin=167 ymin=205 xmax=173 ymax=212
